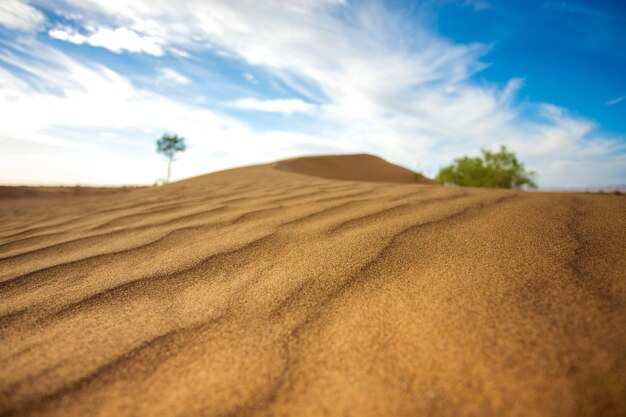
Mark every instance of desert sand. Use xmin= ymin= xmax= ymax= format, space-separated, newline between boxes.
xmin=1 ymin=154 xmax=625 ymax=417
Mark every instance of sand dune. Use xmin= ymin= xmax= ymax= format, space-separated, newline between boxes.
xmin=1 ymin=154 xmax=625 ymax=417
xmin=274 ymin=153 xmax=432 ymax=184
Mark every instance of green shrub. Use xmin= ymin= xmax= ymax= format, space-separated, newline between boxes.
xmin=435 ymin=146 xmax=537 ymax=189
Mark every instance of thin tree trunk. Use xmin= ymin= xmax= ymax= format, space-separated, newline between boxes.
xmin=167 ymin=159 xmax=172 ymax=183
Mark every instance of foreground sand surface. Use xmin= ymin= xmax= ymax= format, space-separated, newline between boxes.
xmin=1 ymin=155 xmax=625 ymax=417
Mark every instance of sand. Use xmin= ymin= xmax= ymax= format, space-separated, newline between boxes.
xmin=1 ymin=154 xmax=625 ymax=417
xmin=0 ymin=187 xmax=133 ymax=216
xmin=275 ymin=154 xmax=432 ymax=184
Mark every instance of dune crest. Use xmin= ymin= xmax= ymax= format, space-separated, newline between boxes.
xmin=274 ymin=153 xmax=432 ymax=184
xmin=1 ymin=154 xmax=625 ymax=417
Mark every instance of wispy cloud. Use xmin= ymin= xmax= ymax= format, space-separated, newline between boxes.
xmin=243 ymin=73 xmax=257 ymax=84
xmin=1 ymin=0 xmax=624 ymax=186
xmin=0 ymin=0 xmax=46 ymax=31
xmin=606 ymin=95 xmax=624 ymax=106
xmin=0 ymin=38 xmax=330 ymax=184
xmin=230 ymin=98 xmax=316 ymax=114
xmin=49 ymin=25 xmax=164 ymax=56
xmin=158 ymin=68 xmax=190 ymax=85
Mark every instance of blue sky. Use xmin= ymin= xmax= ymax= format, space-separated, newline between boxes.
xmin=0 ymin=0 xmax=624 ymax=187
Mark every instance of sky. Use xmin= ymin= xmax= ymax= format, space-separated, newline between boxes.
xmin=0 ymin=0 xmax=624 ymax=187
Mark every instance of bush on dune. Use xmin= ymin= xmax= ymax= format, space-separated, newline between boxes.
xmin=436 ymin=146 xmax=537 ymax=189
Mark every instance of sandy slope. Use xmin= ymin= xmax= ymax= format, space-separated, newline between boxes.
xmin=0 ymin=187 xmax=133 ymax=216
xmin=1 ymin=154 xmax=625 ymax=417
xmin=275 ymin=154 xmax=432 ymax=184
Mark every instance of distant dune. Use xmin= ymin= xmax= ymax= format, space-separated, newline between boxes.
xmin=0 ymin=186 xmax=134 ymax=215
xmin=274 ymin=153 xmax=432 ymax=184
xmin=1 ymin=154 xmax=625 ymax=417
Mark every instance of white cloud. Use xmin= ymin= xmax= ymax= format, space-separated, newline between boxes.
xmin=243 ymin=73 xmax=257 ymax=84
xmin=3 ymin=0 xmax=626 ymax=186
xmin=158 ymin=68 xmax=190 ymax=85
xmin=49 ymin=25 xmax=164 ymax=56
xmin=0 ymin=0 xmax=45 ymax=31
xmin=0 ymin=40 xmax=331 ymax=185
xmin=170 ymin=48 xmax=190 ymax=58
xmin=230 ymin=98 xmax=316 ymax=114
xmin=606 ymin=95 xmax=624 ymax=106
xmin=47 ymin=25 xmax=82 ymax=43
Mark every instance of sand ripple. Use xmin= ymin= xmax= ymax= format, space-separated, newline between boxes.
xmin=1 ymin=155 xmax=625 ymax=417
